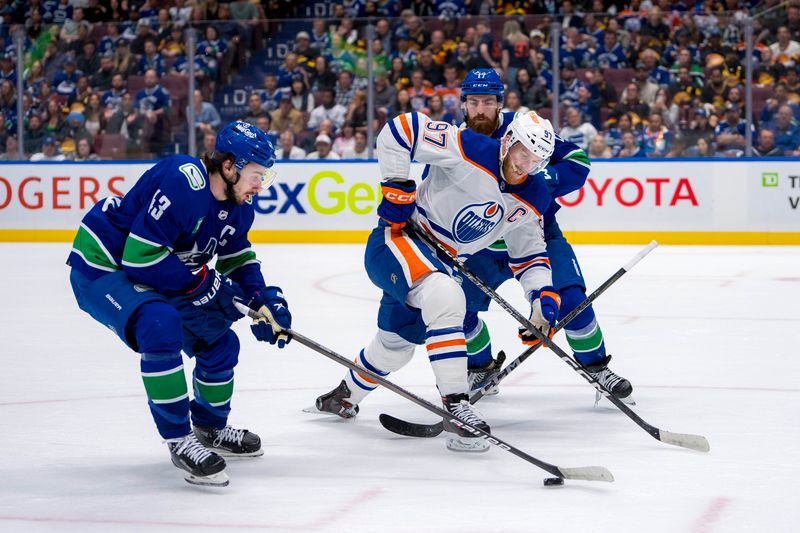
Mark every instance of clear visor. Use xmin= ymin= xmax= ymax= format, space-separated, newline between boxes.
xmin=240 ymin=163 xmax=277 ymax=191
xmin=506 ymin=140 xmax=546 ymax=176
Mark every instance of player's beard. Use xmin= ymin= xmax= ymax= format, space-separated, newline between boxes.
xmin=465 ymin=113 xmax=500 ymax=136
xmin=224 ymin=175 xmax=245 ymax=204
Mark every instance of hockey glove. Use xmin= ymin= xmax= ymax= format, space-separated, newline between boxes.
xmin=377 ymin=179 xmax=416 ymax=229
xmin=519 ymin=286 xmax=561 ymax=345
xmin=183 ymin=266 xmax=245 ymax=322
xmin=249 ymin=287 xmax=292 ymax=348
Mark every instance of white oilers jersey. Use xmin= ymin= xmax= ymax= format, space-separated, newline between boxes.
xmin=377 ymin=111 xmax=554 ymax=294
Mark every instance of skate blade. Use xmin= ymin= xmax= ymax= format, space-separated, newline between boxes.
xmin=302 ymin=404 xmax=357 ymax=419
xmin=594 ymin=391 xmax=636 ymax=406
xmin=303 ymin=404 xmax=332 ymax=415
xmin=183 ymin=470 xmax=229 ymax=487
xmin=445 ymin=436 xmax=490 ymax=453
xmin=206 ymin=447 xmax=264 ymax=458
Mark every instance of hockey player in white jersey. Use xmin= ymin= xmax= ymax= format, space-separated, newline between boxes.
xmin=313 ymin=110 xmax=559 ymax=452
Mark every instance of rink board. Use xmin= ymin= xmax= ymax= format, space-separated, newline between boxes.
xmin=0 ymin=159 xmax=797 ymax=244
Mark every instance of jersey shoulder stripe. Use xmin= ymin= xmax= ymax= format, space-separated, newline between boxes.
xmin=456 ymin=129 xmax=500 ymax=180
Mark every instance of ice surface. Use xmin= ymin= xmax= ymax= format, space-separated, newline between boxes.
xmin=1 ymin=243 xmax=798 ymax=532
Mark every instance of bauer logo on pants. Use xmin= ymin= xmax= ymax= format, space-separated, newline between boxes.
xmin=452 ymin=202 xmax=504 ymax=244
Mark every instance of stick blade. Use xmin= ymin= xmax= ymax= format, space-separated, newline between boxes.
xmin=659 ymin=430 xmax=710 ymax=452
xmin=379 ymin=413 xmax=444 ymax=438
xmin=557 ymin=466 xmax=615 ymax=483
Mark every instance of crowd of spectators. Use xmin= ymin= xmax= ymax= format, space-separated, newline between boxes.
xmin=1 ymin=0 xmax=799 ymax=160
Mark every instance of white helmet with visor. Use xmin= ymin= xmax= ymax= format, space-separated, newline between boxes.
xmin=503 ymin=111 xmax=556 ymax=175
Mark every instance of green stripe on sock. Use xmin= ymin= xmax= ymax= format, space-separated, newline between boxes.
xmin=466 ymin=322 xmax=491 ymax=356
xmin=195 ymin=377 xmax=234 ymax=407
xmin=566 ymin=325 xmax=604 ymax=353
xmin=216 ymin=249 xmax=259 ymax=275
xmin=142 ymin=367 xmax=188 ymax=402
xmin=122 ymin=234 xmax=169 ymax=267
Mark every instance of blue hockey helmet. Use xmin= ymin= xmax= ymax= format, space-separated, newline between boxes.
xmin=215 ymin=121 xmax=275 ymax=170
xmin=460 ymin=68 xmax=505 ymax=103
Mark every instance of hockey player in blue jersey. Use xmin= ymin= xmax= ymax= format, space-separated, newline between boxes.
xmin=458 ymin=68 xmax=634 ymax=403
xmin=313 ymin=109 xmax=559 ymax=452
xmin=67 ymin=121 xmax=293 ymax=487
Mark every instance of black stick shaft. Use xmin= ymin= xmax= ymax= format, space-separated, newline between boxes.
xmin=380 ymin=241 xmax=657 ymax=438
xmin=409 ymin=221 xmax=709 ymax=452
xmin=233 ymin=302 xmax=613 ymax=482
xmin=471 ymin=242 xmax=655 ymax=402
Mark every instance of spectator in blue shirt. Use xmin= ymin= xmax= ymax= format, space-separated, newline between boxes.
xmin=102 ymin=73 xmax=128 ymax=113
xmin=138 ymin=38 xmax=166 ymax=76
xmin=187 ymin=89 xmax=222 ymax=138
xmin=714 ymin=103 xmax=755 ymax=151
xmin=593 ymin=31 xmax=628 ymax=69
xmin=135 ymin=68 xmax=170 ymax=153
xmin=640 ymin=48 xmax=671 ymax=87
xmin=52 ymin=54 xmax=83 ymax=97
xmin=617 ymin=130 xmax=646 ymax=158
xmin=769 ymin=105 xmax=800 ymax=154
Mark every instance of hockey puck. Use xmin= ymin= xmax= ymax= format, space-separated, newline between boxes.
xmin=543 ymin=477 xmax=564 ymax=486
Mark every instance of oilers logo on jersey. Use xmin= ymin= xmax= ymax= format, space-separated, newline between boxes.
xmin=453 ymin=202 xmax=504 ymax=243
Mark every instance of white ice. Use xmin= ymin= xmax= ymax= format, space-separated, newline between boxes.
xmin=1 ymin=243 xmax=798 ymax=532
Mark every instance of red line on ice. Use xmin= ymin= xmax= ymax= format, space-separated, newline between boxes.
xmin=693 ymin=497 xmax=731 ymax=533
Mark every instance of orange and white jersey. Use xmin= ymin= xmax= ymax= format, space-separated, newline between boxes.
xmin=377 ymin=111 xmax=554 ymax=295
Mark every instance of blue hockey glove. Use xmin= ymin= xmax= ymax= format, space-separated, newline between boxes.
xmin=183 ymin=266 xmax=245 ymax=322
xmin=377 ymin=179 xmax=416 ymax=229
xmin=249 ymin=287 xmax=292 ymax=348
xmin=519 ymin=286 xmax=561 ymax=345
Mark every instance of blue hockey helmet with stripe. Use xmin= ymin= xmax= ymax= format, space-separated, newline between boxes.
xmin=215 ymin=121 xmax=276 ymax=170
xmin=460 ymin=68 xmax=505 ymax=103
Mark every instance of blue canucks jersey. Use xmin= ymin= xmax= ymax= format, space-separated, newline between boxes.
xmin=68 ymin=155 xmax=266 ymax=297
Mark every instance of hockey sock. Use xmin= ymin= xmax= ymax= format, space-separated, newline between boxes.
xmin=464 ymin=315 xmax=493 ymax=368
xmin=140 ymin=353 xmax=191 ymax=439
xmin=343 ymin=349 xmax=388 ymax=404
xmin=426 ymin=326 xmax=468 ymax=396
xmin=191 ymin=368 xmax=234 ymax=429
xmin=559 ymin=285 xmax=607 ymax=366
xmin=566 ymin=318 xmax=607 ymax=367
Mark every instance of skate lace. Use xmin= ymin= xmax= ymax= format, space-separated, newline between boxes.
xmin=450 ymin=400 xmax=485 ymax=425
xmin=176 ymin=434 xmax=213 ymax=464
xmin=594 ymin=368 xmax=623 ymax=391
xmin=467 ymin=369 xmax=488 ymax=388
xmin=213 ymin=426 xmax=245 ymax=448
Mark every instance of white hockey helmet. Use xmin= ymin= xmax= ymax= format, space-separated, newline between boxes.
xmin=504 ymin=111 xmax=556 ymax=175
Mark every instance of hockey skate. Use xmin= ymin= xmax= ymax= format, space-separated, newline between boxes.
xmin=468 ymin=351 xmax=507 ymax=396
xmin=441 ymin=393 xmax=491 ymax=453
xmin=312 ymin=380 xmax=359 ymax=419
xmin=583 ymin=355 xmax=635 ymax=405
xmin=167 ymin=433 xmax=228 ymax=487
xmin=194 ymin=425 xmax=264 ymax=458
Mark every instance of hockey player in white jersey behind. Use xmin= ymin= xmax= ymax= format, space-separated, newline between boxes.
xmin=313 ymin=110 xmax=558 ymax=452
xmin=458 ymin=68 xmax=633 ymax=403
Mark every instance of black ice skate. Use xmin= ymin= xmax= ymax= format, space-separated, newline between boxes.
xmin=314 ymin=380 xmax=360 ymax=419
xmin=583 ymin=355 xmax=635 ymax=405
xmin=194 ymin=425 xmax=264 ymax=458
xmin=468 ymin=351 xmax=507 ymax=396
xmin=167 ymin=433 xmax=228 ymax=487
xmin=441 ymin=393 xmax=491 ymax=453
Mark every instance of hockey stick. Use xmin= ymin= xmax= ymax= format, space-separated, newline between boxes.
xmin=380 ymin=240 xmax=658 ymax=438
xmin=233 ymin=301 xmax=614 ymax=484
xmin=404 ymin=220 xmax=710 ymax=453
